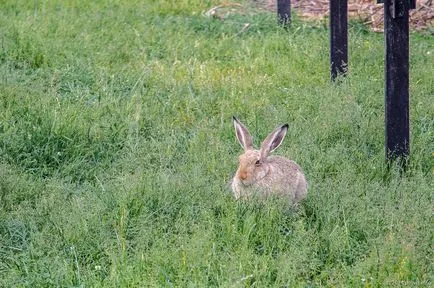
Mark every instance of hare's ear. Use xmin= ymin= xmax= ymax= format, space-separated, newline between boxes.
xmin=260 ymin=124 xmax=288 ymax=159
xmin=233 ymin=116 xmax=253 ymax=150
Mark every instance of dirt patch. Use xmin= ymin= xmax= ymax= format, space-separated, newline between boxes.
xmin=251 ymin=0 xmax=433 ymax=32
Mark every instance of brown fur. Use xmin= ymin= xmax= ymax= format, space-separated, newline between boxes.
xmin=231 ymin=117 xmax=308 ymax=203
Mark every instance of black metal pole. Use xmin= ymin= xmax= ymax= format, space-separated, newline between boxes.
xmin=330 ymin=0 xmax=348 ymax=80
xmin=384 ymin=0 xmax=410 ymax=161
xmin=277 ymin=0 xmax=291 ymax=26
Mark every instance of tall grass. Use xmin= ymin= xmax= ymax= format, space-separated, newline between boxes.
xmin=0 ymin=0 xmax=432 ymax=286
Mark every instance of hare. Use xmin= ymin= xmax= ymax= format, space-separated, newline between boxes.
xmin=231 ymin=116 xmax=307 ymax=203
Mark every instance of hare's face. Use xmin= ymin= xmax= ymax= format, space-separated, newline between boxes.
xmin=236 ymin=149 xmax=269 ymax=186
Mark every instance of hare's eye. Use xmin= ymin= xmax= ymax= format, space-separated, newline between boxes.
xmin=255 ymin=160 xmax=261 ymax=166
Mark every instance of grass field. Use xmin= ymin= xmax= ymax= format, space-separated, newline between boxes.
xmin=0 ymin=0 xmax=433 ymax=286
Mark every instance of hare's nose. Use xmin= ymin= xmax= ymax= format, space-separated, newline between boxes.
xmin=239 ymin=170 xmax=247 ymax=180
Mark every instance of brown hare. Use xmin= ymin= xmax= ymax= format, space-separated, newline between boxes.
xmin=231 ymin=117 xmax=307 ymax=203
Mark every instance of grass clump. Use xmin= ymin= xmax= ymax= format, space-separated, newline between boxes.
xmin=0 ymin=0 xmax=432 ymax=286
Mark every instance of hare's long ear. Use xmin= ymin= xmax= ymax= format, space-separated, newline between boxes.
xmin=233 ymin=116 xmax=253 ymax=150
xmin=260 ymin=124 xmax=288 ymax=159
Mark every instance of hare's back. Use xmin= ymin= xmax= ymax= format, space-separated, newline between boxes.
xmin=268 ymin=156 xmax=303 ymax=174
xmin=267 ymin=156 xmax=307 ymax=201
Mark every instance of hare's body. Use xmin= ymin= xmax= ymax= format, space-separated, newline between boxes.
xmin=232 ymin=156 xmax=307 ymax=201
xmin=231 ymin=117 xmax=307 ymax=203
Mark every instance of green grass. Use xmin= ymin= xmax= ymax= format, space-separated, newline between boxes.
xmin=0 ymin=0 xmax=433 ymax=286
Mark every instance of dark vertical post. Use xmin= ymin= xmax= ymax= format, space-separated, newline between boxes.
xmin=384 ymin=0 xmax=411 ymax=162
xmin=330 ymin=0 xmax=348 ymax=80
xmin=277 ymin=0 xmax=291 ymax=26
